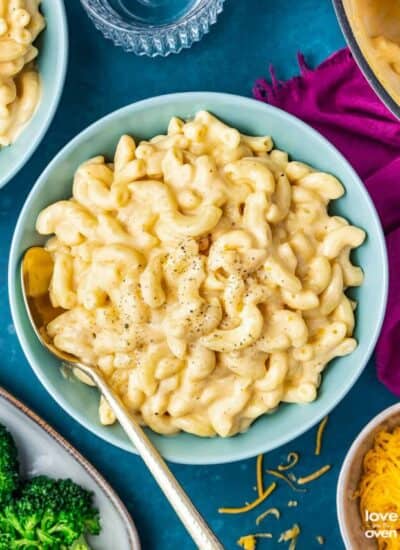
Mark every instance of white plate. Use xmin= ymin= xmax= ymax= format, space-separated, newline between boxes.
xmin=0 ymin=387 xmax=140 ymax=550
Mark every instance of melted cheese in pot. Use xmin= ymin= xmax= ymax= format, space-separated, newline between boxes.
xmin=343 ymin=0 xmax=400 ymax=105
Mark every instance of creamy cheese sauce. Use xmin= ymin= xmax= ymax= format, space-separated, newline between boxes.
xmin=344 ymin=0 xmax=400 ymax=105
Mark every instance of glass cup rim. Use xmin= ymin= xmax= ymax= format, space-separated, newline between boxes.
xmin=80 ymin=0 xmax=224 ymax=32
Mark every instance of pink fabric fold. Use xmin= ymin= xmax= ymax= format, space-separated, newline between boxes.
xmin=253 ymin=48 xmax=400 ymax=395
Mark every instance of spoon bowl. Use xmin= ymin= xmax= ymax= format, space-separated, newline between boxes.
xmin=21 ymin=247 xmax=77 ymax=363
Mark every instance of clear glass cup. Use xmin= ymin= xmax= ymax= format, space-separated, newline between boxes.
xmin=80 ymin=0 xmax=226 ymax=57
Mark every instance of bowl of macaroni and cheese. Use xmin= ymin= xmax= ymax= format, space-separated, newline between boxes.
xmin=334 ymin=0 xmax=400 ymax=119
xmin=0 ymin=0 xmax=68 ymax=188
xmin=9 ymin=93 xmax=388 ymax=464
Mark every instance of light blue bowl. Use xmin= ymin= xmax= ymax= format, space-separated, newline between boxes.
xmin=0 ymin=0 xmax=68 ymax=188
xmin=8 ymin=93 xmax=388 ymax=465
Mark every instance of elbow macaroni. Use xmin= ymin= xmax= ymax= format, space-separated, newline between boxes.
xmin=35 ymin=112 xmax=365 ymax=438
xmin=0 ymin=0 xmax=45 ymax=146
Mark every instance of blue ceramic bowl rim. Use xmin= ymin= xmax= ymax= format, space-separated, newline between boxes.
xmin=0 ymin=0 xmax=69 ymax=188
xmin=8 ymin=92 xmax=389 ymax=464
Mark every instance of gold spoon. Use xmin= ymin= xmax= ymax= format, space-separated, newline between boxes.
xmin=21 ymin=247 xmax=223 ymax=550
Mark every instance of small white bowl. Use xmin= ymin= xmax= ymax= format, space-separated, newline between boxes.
xmin=337 ymin=403 xmax=400 ymax=549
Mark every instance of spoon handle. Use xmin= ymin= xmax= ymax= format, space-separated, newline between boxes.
xmin=87 ymin=366 xmax=223 ymax=550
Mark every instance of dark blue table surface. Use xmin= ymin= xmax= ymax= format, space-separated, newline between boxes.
xmin=0 ymin=1 xmax=397 ymax=548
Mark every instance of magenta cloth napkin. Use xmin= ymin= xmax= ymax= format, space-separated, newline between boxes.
xmin=253 ymin=48 xmax=400 ymax=395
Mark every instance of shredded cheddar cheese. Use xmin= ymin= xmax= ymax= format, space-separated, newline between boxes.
xmin=238 ymin=535 xmax=257 ymax=550
xmin=219 ymin=482 xmax=277 ymax=514
xmin=357 ymin=427 xmax=400 ymax=549
xmin=237 ymin=533 xmax=272 ymax=550
xmin=278 ymin=524 xmax=301 ymax=550
xmin=315 ymin=416 xmax=329 ymax=455
xmin=297 ymin=464 xmax=331 ymax=485
xmin=228 ymin=447 xmax=332 ymax=548
xmin=256 ymin=454 xmax=264 ymax=497
xmin=265 ymin=469 xmax=306 ymax=493
xmin=255 ymin=507 xmax=280 ymax=525
xmin=278 ymin=452 xmax=299 ymax=471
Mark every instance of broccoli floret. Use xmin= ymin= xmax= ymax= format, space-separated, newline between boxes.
xmin=70 ymin=534 xmax=92 ymax=550
xmin=0 ymin=476 xmax=100 ymax=549
xmin=0 ymin=533 xmax=13 ymax=550
xmin=0 ymin=424 xmax=19 ymax=507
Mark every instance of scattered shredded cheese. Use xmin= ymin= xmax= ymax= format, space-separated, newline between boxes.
xmin=278 ymin=452 xmax=299 ymax=471
xmin=227 ymin=429 xmax=333 ymax=548
xmin=237 ymin=533 xmax=272 ymax=550
xmin=357 ymin=427 xmax=400 ymax=549
xmin=218 ymin=482 xmax=277 ymax=514
xmin=297 ymin=464 xmax=331 ymax=485
xmin=315 ymin=416 xmax=329 ymax=456
xmin=255 ymin=507 xmax=280 ymax=525
xmin=265 ymin=469 xmax=306 ymax=493
xmin=256 ymin=454 xmax=264 ymax=497
xmin=278 ymin=523 xmax=301 ymax=550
